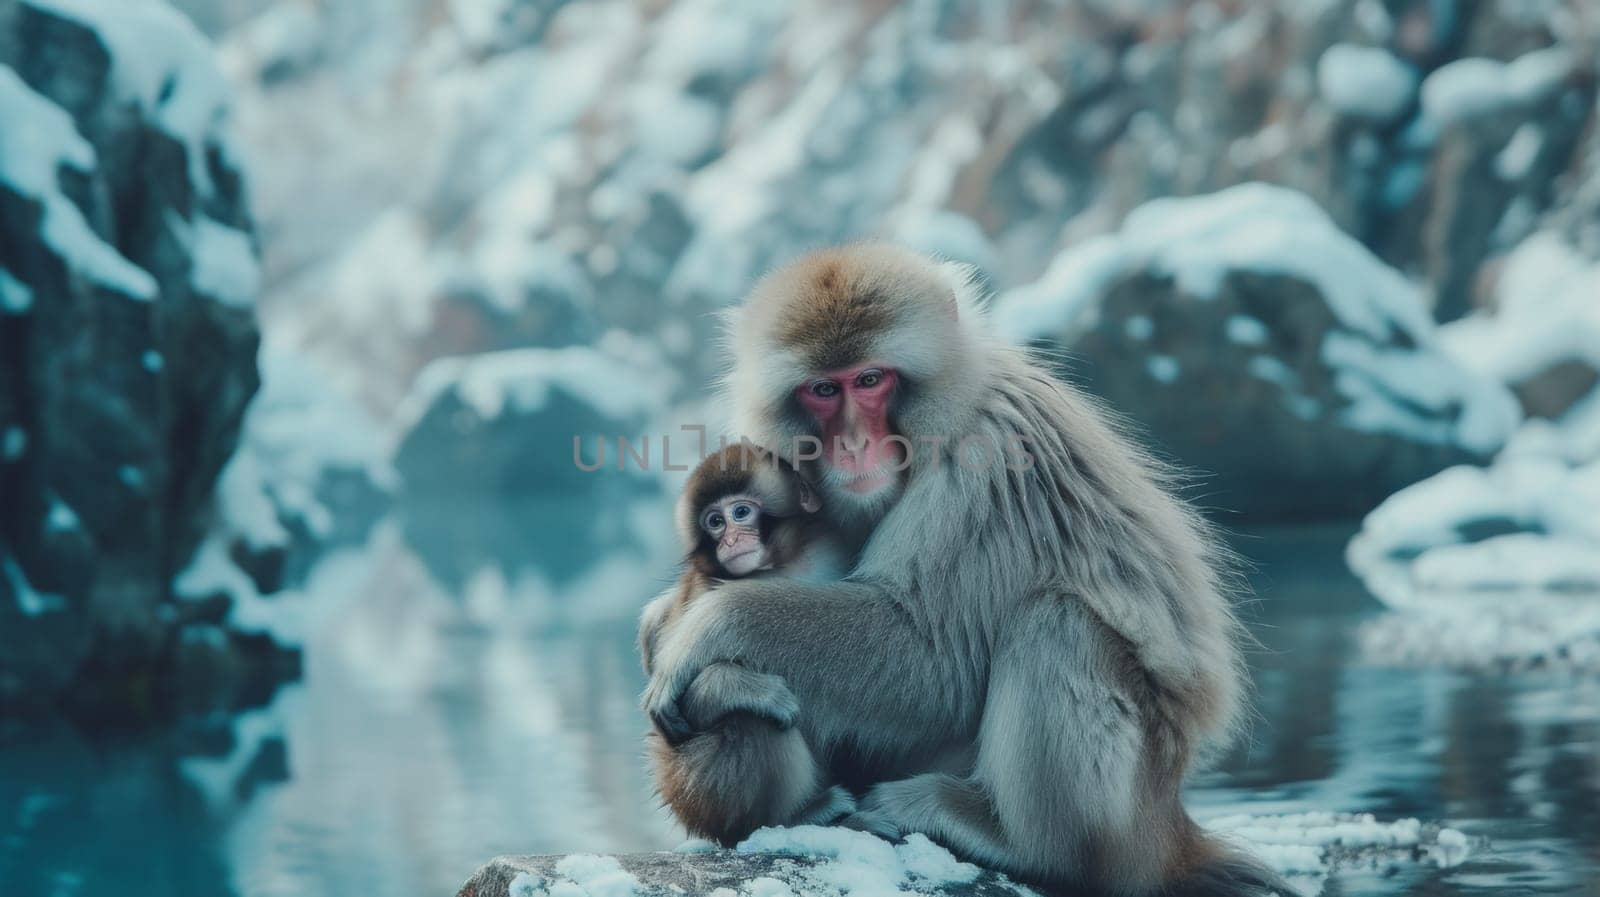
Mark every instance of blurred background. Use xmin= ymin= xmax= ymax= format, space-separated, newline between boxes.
xmin=1 ymin=0 xmax=1597 ymax=895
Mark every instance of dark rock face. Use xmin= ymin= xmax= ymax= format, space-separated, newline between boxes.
xmin=1057 ymin=271 xmax=1491 ymax=521
xmin=0 ymin=0 xmax=287 ymax=719
xmin=993 ymin=185 xmax=1522 ymax=522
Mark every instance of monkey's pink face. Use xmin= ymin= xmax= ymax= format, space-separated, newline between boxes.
xmin=796 ymin=364 xmax=904 ymax=496
xmin=702 ymin=496 xmax=769 ymax=576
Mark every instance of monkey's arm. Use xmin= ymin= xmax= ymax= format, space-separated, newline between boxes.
xmin=637 ymin=588 xmax=677 ymax=676
xmin=643 ymin=577 xmax=978 ymax=754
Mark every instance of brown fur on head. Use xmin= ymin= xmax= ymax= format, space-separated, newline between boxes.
xmin=722 ymin=244 xmax=997 ymax=517
xmin=677 ymin=443 xmax=822 ymax=579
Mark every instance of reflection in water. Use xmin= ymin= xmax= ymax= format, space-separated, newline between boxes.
xmin=1 ymin=514 xmax=1597 ymax=897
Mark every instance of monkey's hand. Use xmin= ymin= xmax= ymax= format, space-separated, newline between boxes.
xmin=679 ymin=662 xmax=800 ymax=734
xmin=642 ymin=586 xmax=742 ymax=744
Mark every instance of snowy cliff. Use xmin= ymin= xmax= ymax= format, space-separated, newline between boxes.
xmin=0 ymin=0 xmax=372 ymax=717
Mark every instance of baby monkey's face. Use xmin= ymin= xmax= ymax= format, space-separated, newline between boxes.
xmin=700 ymin=493 xmax=769 ymax=576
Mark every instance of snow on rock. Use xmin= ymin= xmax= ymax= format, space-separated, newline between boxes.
xmin=1347 ymin=450 xmax=1600 ymax=669
xmin=24 ymin=0 xmax=236 ymax=192
xmin=459 ymin=833 xmax=1026 ymax=897
xmin=460 ymin=819 xmax=1474 ymax=897
xmin=736 ymin=828 xmax=984 ymax=895
xmin=991 ymin=184 xmax=1520 ymax=521
xmin=176 ymin=339 xmax=395 ymax=641
xmin=394 ymin=332 xmax=678 ymax=497
xmin=1421 ymin=49 xmax=1576 ymax=128
xmin=0 ymin=66 xmax=156 ymax=300
xmin=0 ymin=0 xmax=279 ymax=717
xmin=1439 ymin=232 xmax=1600 ymax=445
xmin=1317 ymin=44 xmax=1416 ymax=121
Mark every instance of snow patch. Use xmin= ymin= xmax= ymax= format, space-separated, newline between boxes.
xmin=25 ymin=0 xmax=236 ymax=194
xmin=3 ymin=556 xmax=67 ymax=616
xmin=736 ymin=826 xmax=993 ymax=896
xmin=1421 ymin=48 xmax=1573 ymax=127
xmin=1348 ymin=454 xmax=1600 ymax=609
xmin=172 ymin=213 xmax=260 ymax=307
xmin=1316 ymin=44 xmax=1415 ymax=120
xmin=0 ymin=267 xmax=34 ymax=313
xmin=394 ymin=332 xmax=675 ymax=438
xmin=0 ymin=66 xmax=157 ymax=300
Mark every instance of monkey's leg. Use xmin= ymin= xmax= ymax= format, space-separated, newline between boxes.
xmin=644 ymin=578 xmax=977 ymax=760
xmin=975 ymin=597 xmax=1163 ymax=891
xmin=847 ymin=774 xmax=1011 ymax=869
xmin=788 ymin=785 xmax=856 ymax=827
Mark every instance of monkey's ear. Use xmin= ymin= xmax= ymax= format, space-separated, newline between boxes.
xmin=797 ymin=480 xmax=822 ymax=514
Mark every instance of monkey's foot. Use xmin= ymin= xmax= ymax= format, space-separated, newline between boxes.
xmin=837 ymin=807 xmax=905 ymax=841
xmin=791 ymin=786 xmax=857 ymax=827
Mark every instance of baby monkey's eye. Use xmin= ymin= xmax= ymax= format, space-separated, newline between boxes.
xmin=704 ymin=512 xmax=724 ymax=533
xmin=730 ymin=502 xmax=756 ymax=522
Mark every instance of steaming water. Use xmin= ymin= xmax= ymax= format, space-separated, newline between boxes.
xmin=1 ymin=508 xmax=1596 ymax=897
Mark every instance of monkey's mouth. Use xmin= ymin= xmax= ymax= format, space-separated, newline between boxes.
xmin=840 ymin=467 xmax=895 ymax=494
xmin=722 ymin=547 xmax=766 ymax=576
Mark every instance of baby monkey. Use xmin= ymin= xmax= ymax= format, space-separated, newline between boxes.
xmin=639 ymin=443 xmax=852 ymax=844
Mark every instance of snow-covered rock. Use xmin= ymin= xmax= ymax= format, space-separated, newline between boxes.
xmin=394 ymin=332 xmax=678 ymax=497
xmin=1347 ymin=448 xmax=1600 ymax=669
xmin=459 ymin=818 xmax=1474 ymax=897
xmin=0 ymin=0 xmax=270 ymax=714
xmin=1317 ymin=44 xmax=1416 ymax=121
xmin=992 ymin=184 xmax=1521 ymax=521
xmin=1440 ymin=232 xmax=1600 ymax=446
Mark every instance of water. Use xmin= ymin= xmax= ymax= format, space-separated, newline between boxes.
xmin=2 ymin=509 xmax=1597 ymax=897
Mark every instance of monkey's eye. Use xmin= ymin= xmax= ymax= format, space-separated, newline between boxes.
xmin=729 ymin=502 xmax=756 ymax=523
xmin=809 ymin=379 xmax=840 ymax=398
xmin=703 ymin=511 xmax=724 ymax=534
xmin=856 ymin=369 xmax=884 ymax=389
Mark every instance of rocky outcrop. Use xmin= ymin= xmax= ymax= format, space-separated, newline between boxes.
xmin=393 ymin=333 xmax=676 ymax=498
xmin=0 ymin=0 xmax=294 ymax=718
xmin=991 ymin=184 xmax=1521 ymax=522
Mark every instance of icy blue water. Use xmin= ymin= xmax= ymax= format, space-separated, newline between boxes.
xmin=1 ymin=511 xmax=1596 ymax=897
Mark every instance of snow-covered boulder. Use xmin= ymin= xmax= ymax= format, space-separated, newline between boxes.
xmin=1440 ymin=232 xmax=1600 ymax=448
xmin=394 ymin=332 xmax=677 ymax=497
xmin=992 ymin=184 xmax=1521 ymax=522
xmin=1347 ymin=448 xmax=1600 ymax=670
xmin=0 ymin=0 xmax=271 ymax=713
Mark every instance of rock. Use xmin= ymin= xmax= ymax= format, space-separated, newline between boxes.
xmin=1439 ymin=230 xmax=1600 ymax=441
xmin=0 ymin=0 xmax=302 ymax=719
xmin=992 ymin=184 xmax=1521 ymax=522
xmin=393 ymin=333 xmax=676 ymax=498
xmin=457 ymin=849 xmax=1034 ymax=897
xmin=458 ymin=815 xmax=1479 ymax=897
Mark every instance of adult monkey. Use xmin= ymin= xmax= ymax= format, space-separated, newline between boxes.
xmin=644 ymin=244 xmax=1284 ymax=895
